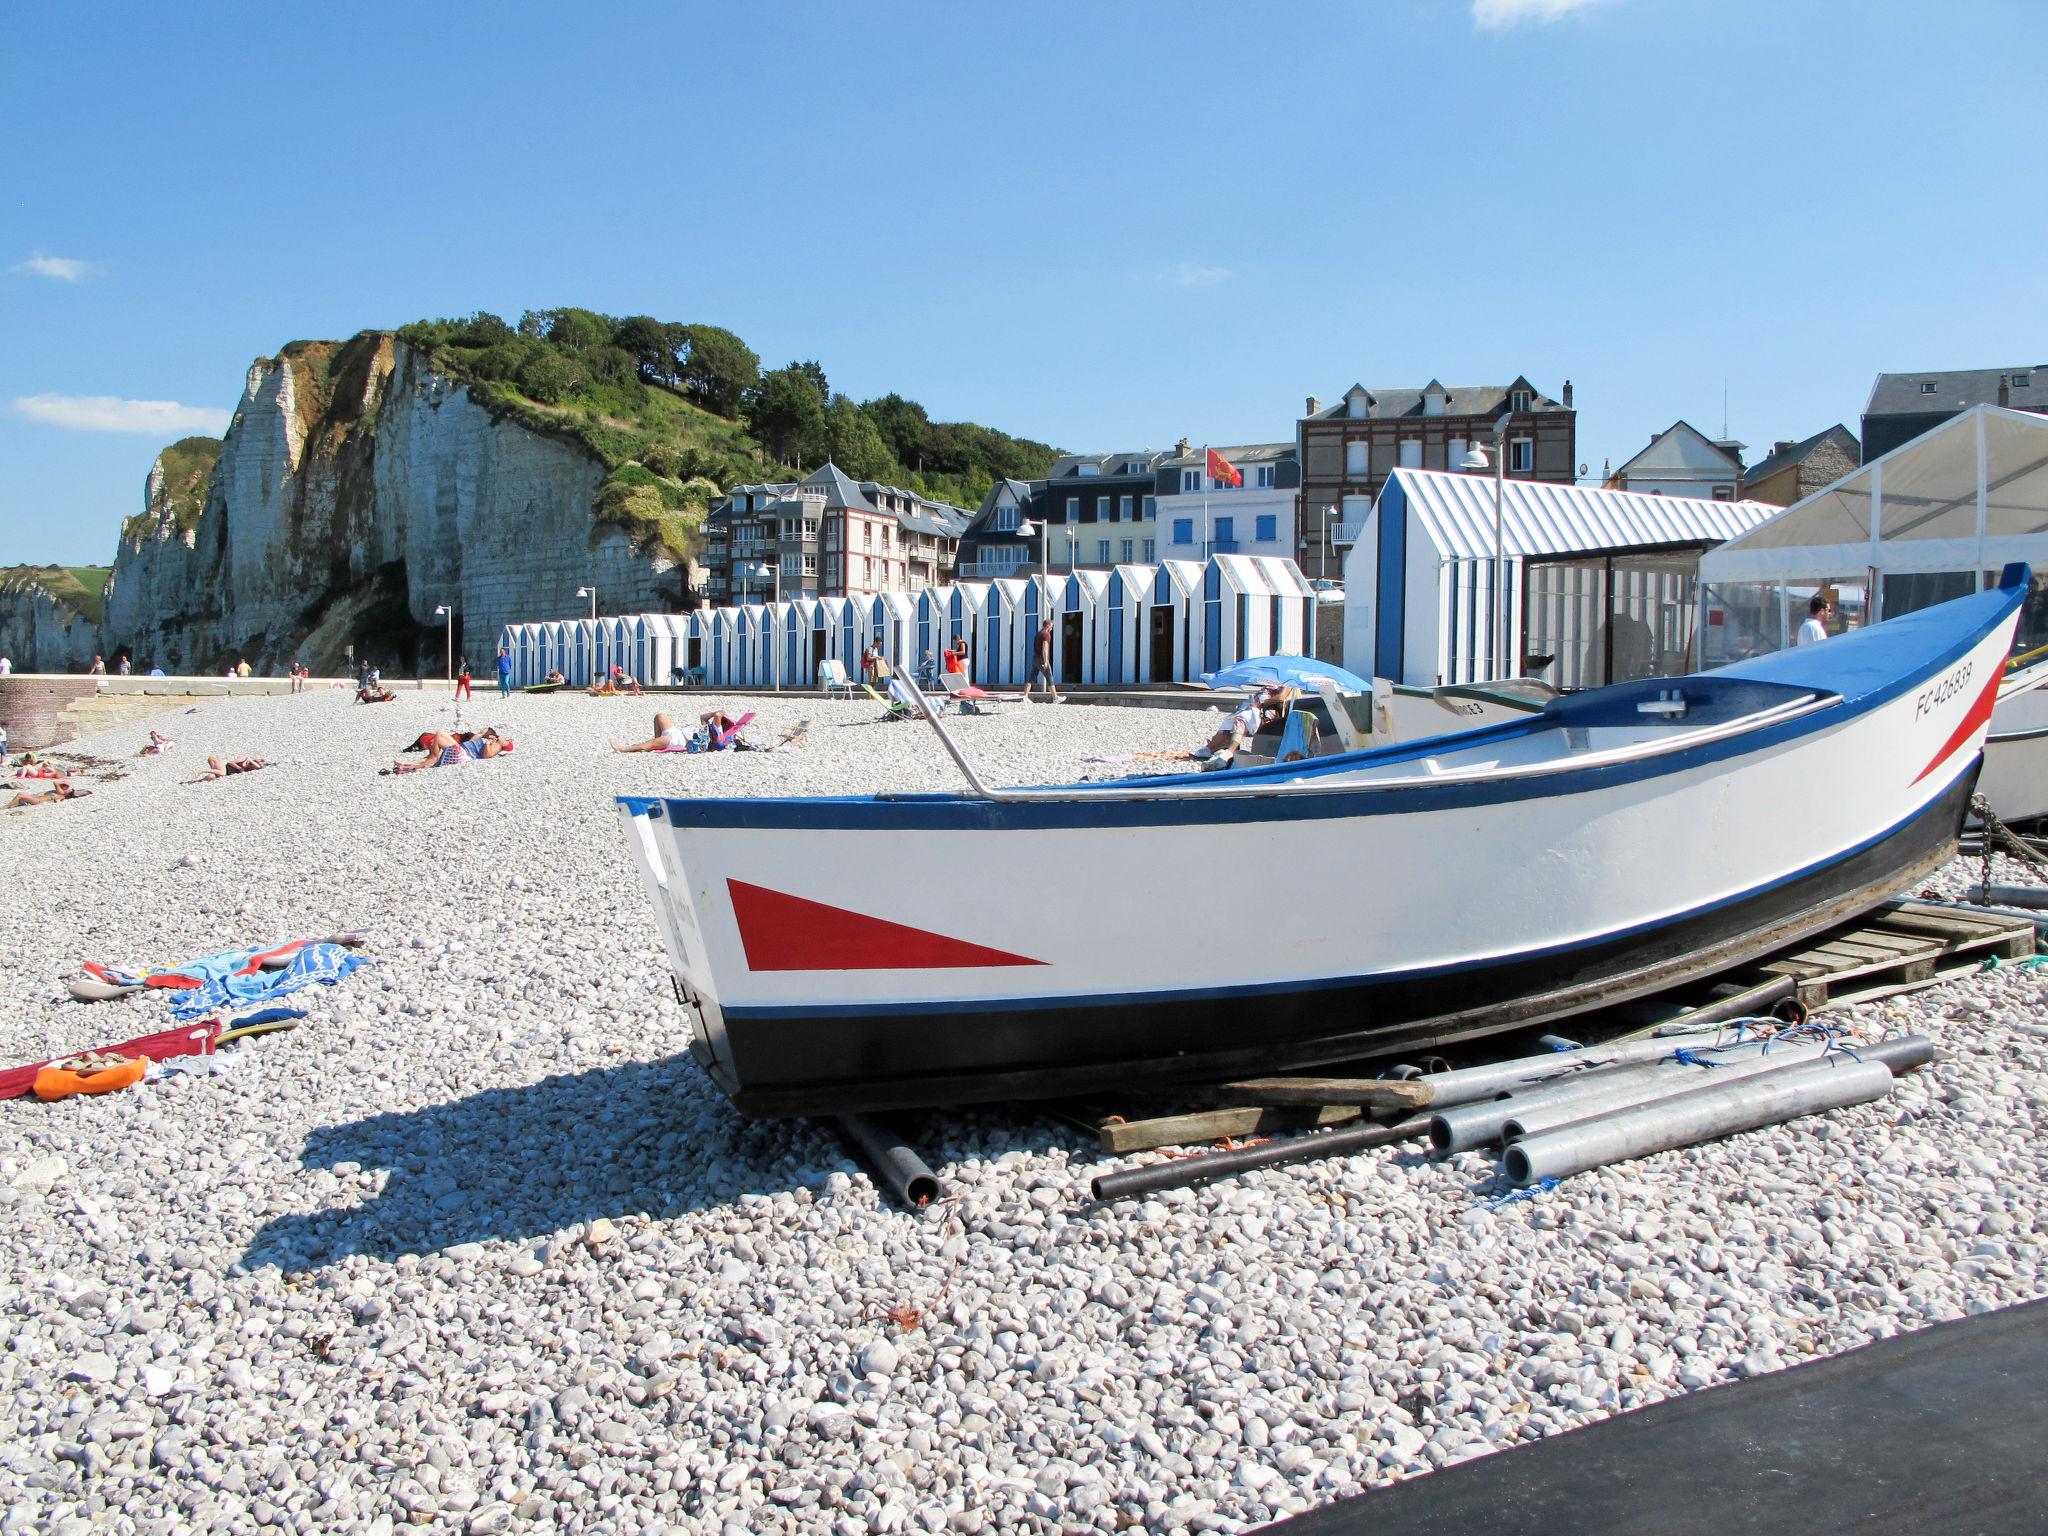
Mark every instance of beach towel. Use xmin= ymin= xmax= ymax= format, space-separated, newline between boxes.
xmin=1 ymin=1020 xmax=224 ymax=1099
xmin=168 ymin=943 xmax=367 ymax=1020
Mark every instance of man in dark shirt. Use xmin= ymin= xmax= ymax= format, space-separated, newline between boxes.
xmin=1026 ymin=618 xmax=1061 ymax=704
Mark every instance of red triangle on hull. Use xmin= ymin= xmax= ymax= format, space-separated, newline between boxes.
xmin=728 ymin=879 xmax=1047 ymax=971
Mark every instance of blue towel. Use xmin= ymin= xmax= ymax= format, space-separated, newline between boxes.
xmin=170 ymin=944 xmax=367 ymax=1020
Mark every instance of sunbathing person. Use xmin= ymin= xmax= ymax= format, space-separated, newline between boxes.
xmin=8 ymin=781 xmax=88 ymax=808
xmin=1192 ymin=686 xmax=1292 ymax=766
xmin=612 ymin=712 xmax=692 ymax=753
xmin=191 ymin=756 xmax=269 ymax=781
xmin=356 ymin=684 xmax=397 ymax=704
xmin=136 ymin=730 xmax=173 ymax=756
xmin=388 ymin=728 xmax=512 ymax=773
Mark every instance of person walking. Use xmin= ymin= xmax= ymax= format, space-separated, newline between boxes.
xmin=88 ymin=655 xmax=106 ymax=675
xmin=454 ymin=656 xmax=473 ymax=701
xmin=1025 ymin=617 xmax=1061 ymax=703
xmin=1797 ymin=594 xmax=1833 ymax=646
xmin=496 ymin=645 xmax=513 ymax=697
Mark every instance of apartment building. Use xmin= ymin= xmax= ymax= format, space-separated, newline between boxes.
xmin=699 ymin=463 xmax=970 ymax=603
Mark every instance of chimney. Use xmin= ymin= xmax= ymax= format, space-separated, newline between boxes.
xmin=1305 ymin=395 xmax=1322 ymax=416
xmin=1562 ymin=379 xmax=1574 ymax=410
xmin=1999 ymin=377 xmax=2011 ymax=408
xmin=1773 ymin=440 xmax=1795 ymax=456
xmin=1175 ymin=436 xmax=1191 ymax=457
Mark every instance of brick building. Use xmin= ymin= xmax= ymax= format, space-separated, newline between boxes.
xmin=1297 ymin=376 xmax=1576 ymax=574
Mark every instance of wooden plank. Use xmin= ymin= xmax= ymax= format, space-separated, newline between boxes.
xmin=1212 ymin=1076 xmax=1433 ymax=1110
xmin=1097 ymin=1103 xmax=1362 ymax=1154
xmin=1827 ymin=929 xmax=1939 ymax=960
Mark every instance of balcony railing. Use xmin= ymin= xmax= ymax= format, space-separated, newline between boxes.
xmin=1331 ymin=521 xmax=1365 ymax=546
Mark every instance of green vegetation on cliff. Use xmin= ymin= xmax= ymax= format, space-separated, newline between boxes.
xmin=0 ymin=565 xmax=111 ymax=625
xmin=398 ymin=308 xmax=1059 ymax=563
xmin=122 ymin=436 xmax=222 ymax=543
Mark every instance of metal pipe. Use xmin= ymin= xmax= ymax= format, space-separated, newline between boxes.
xmin=1502 ymin=1056 xmax=1899 ymax=1187
xmin=1427 ymin=1060 xmax=1679 ymax=1154
xmin=1964 ymin=883 xmax=2048 ymax=909
xmin=1090 ymin=1113 xmax=1430 ymax=1202
xmin=835 ymin=1114 xmax=941 ymax=1210
xmin=1418 ymin=1028 xmax=1767 ymax=1113
xmin=1501 ymin=1036 xmax=1931 ymax=1143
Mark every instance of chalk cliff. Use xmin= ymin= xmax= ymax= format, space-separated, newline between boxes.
xmin=0 ymin=571 xmax=102 ymax=673
xmin=101 ymin=335 xmax=689 ymax=674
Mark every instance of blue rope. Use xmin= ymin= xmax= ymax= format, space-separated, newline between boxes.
xmin=1666 ymin=1046 xmax=1729 ymax=1069
xmin=1479 ymin=1176 xmax=1561 ymax=1210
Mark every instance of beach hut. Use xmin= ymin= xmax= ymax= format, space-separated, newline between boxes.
xmin=869 ymin=592 xmax=916 ymax=675
xmin=982 ymin=579 xmax=1034 ymax=687
xmin=942 ymin=583 xmax=990 ymax=680
xmin=677 ymin=611 xmax=709 ymax=682
xmin=1056 ymin=568 xmax=1111 ymax=687
xmin=1258 ymin=556 xmax=1318 ymax=659
xmin=1198 ymin=555 xmax=1314 ymax=674
xmin=1102 ymin=565 xmax=1154 ymax=687
xmin=914 ymin=587 xmax=949 ymax=679
xmin=631 ymin=614 xmax=675 ymax=685
xmin=1141 ymin=561 xmax=1204 ymax=682
xmin=1345 ymin=467 xmax=1778 ymax=688
xmin=1697 ymin=405 xmax=2048 ymax=664
xmin=708 ymin=606 xmax=743 ymax=685
xmin=593 ymin=616 xmax=628 ymax=683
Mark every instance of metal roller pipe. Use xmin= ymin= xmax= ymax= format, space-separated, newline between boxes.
xmin=1427 ymin=1061 xmax=1678 ymax=1155
xmin=1417 ymin=1028 xmax=1773 ymax=1111
xmin=835 ymin=1113 xmax=941 ymax=1210
xmin=1090 ymin=1114 xmax=1430 ymax=1202
xmin=1504 ymin=1034 xmax=1936 ymax=1143
xmin=1502 ymin=1056 xmax=1899 ymax=1188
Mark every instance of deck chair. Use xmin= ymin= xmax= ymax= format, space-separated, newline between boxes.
xmin=936 ymin=671 xmax=1003 ymax=715
xmin=863 ymin=682 xmax=917 ymax=721
xmin=817 ymin=658 xmax=859 ymax=698
xmin=707 ymin=711 xmax=756 ymax=751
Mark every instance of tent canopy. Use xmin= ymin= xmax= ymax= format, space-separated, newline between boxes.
xmin=1701 ymin=406 xmax=2048 ymax=583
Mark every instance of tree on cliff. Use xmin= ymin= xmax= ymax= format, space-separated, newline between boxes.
xmin=745 ymin=365 xmax=829 ymax=466
xmin=676 ymin=325 xmax=758 ymax=418
xmin=613 ymin=315 xmax=677 ymax=386
xmin=825 ymin=397 xmax=895 ymax=482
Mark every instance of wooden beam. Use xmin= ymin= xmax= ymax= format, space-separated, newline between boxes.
xmin=1097 ymin=1104 xmax=1362 ymax=1155
xmin=1212 ymin=1076 xmax=1434 ymax=1110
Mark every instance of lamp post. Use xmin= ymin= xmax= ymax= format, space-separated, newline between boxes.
xmin=431 ymin=603 xmax=452 ymax=682
xmin=1462 ymin=418 xmax=1513 ymax=679
xmin=744 ymin=560 xmax=779 ymax=690
xmin=1018 ymin=515 xmax=1052 ymax=660
xmin=575 ymin=584 xmax=597 ymax=686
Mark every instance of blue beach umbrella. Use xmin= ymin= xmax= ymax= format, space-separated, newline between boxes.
xmin=1201 ymin=654 xmax=1370 ymax=692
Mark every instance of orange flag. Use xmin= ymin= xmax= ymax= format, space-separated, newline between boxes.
xmin=1205 ymin=447 xmax=1242 ymax=488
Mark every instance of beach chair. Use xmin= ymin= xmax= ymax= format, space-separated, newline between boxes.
xmin=936 ymin=671 xmax=1003 ymax=715
xmin=707 ymin=711 xmax=756 ymax=750
xmin=863 ymin=682 xmax=920 ymax=721
xmin=817 ymin=658 xmax=858 ymax=699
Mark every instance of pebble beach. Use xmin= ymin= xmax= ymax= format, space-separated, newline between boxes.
xmin=3 ymin=686 xmax=2046 ymax=1536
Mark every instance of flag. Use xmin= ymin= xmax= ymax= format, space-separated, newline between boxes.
xmin=1204 ymin=447 xmax=1242 ymax=488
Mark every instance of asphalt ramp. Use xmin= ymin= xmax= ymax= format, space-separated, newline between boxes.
xmin=1263 ymin=1298 xmax=2048 ymax=1535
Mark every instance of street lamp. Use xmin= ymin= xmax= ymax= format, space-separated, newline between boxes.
xmin=1461 ymin=416 xmax=1514 ymax=679
xmin=575 ymin=585 xmax=597 ymax=686
xmin=431 ymin=603 xmax=452 ymax=682
xmin=743 ymin=560 xmax=779 ymax=690
xmin=1017 ymin=516 xmax=1053 ymax=634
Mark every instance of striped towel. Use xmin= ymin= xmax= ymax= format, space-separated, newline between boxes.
xmin=169 ymin=943 xmax=367 ymax=1020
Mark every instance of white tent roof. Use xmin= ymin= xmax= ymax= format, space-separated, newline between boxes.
xmin=1384 ymin=467 xmax=1778 ymax=561
xmin=1700 ymin=406 xmax=2048 ymax=583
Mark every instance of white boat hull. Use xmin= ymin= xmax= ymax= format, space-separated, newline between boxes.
xmin=621 ymin=577 xmax=2023 ymax=1115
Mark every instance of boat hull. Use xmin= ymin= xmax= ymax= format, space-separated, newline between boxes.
xmin=628 ymin=765 xmax=1976 ymax=1116
xmin=619 ymin=576 xmax=2024 ymax=1117
xmin=1981 ymin=665 xmax=2048 ymax=822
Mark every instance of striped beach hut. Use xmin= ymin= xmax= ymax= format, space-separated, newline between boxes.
xmin=1141 ymin=562 xmax=1203 ymax=682
xmin=1201 ymin=555 xmax=1314 ymax=674
xmin=944 ymin=582 xmax=991 ymax=680
xmin=869 ymin=592 xmax=916 ymax=675
xmin=1057 ymin=568 xmax=1111 ymax=686
xmin=1101 ymin=565 xmax=1156 ymax=687
xmin=982 ymin=579 xmax=1035 ymax=687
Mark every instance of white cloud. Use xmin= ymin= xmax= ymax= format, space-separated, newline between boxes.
xmin=1472 ymin=0 xmax=1610 ymax=28
xmin=14 ymin=393 xmax=231 ymax=435
xmin=1169 ymin=262 xmax=1233 ymax=288
xmin=15 ymin=254 xmax=94 ymax=282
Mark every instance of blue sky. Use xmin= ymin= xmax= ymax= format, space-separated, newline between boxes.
xmin=3 ymin=0 xmax=2043 ymax=566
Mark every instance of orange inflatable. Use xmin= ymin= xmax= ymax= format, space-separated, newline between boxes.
xmin=32 ymin=1056 xmax=148 ymax=1100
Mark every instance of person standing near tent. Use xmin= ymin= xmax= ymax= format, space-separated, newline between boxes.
xmin=1025 ymin=616 xmax=1062 ymax=704
xmin=1798 ymin=595 xmax=1833 ymax=646
xmin=496 ymin=645 xmax=513 ymax=697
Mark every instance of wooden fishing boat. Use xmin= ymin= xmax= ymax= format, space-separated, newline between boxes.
xmin=620 ymin=566 xmax=2028 ymax=1117
xmin=1978 ymin=652 xmax=2048 ymax=824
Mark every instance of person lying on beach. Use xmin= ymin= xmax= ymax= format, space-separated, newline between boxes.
xmin=1192 ymin=686 xmax=1292 ymax=766
xmin=589 ymin=665 xmax=642 ymax=697
xmin=12 ymin=752 xmax=62 ymax=780
xmin=387 ymin=729 xmax=512 ymax=774
xmin=8 ymin=781 xmax=88 ymax=808
xmin=356 ymin=685 xmax=396 ymax=704
xmin=190 ymin=757 xmax=269 ymax=782
xmin=612 ymin=713 xmax=692 ymax=753
xmin=136 ymin=730 xmax=173 ymax=757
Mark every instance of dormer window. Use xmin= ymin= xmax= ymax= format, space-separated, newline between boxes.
xmin=1920 ymin=381 xmax=1937 ymax=394
xmin=1346 ymin=393 xmax=1369 ymax=420
xmin=2012 ymin=374 xmax=2031 ymax=388
xmin=1510 ymin=388 xmax=1533 ymax=413
xmin=1124 ymin=460 xmax=1148 ymax=475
